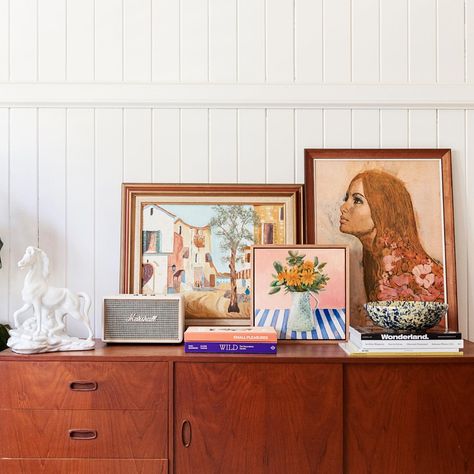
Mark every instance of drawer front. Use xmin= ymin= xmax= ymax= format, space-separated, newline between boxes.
xmin=0 ymin=459 xmax=167 ymax=474
xmin=0 ymin=362 xmax=168 ymax=409
xmin=0 ymin=410 xmax=167 ymax=458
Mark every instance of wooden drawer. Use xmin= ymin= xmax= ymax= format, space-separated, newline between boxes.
xmin=0 ymin=459 xmax=167 ymax=474
xmin=0 ymin=362 xmax=168 ymax=409
xmin=0 ymin=410 xmax=167 ymax=458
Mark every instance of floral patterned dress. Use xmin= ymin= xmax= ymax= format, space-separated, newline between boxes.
xmin=371 ymin=230 xmax=444 ymax=303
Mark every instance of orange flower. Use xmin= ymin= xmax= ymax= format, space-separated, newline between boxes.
xmin=277 ymin=270 xmax=287 ymax=282
xmin=301 ymin=260 xmax=314 ymax=271
xmin=300 ymin=270 xmax=315 ymax=285
xmin=286 ymin=268 xmax=301 ymax=286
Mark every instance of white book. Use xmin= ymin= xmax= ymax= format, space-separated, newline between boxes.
xmin=350 ymin=336 xmax=464 ymax=350
xmin=349 ymin=326 xmax=463 ymax=350
xmin=339 ymin=341 xmax=462 ymax=356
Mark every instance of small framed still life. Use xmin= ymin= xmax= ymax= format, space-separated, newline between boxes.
xmin=251 ymin=245 xmax=349 ymax=341
xmin=120 ymin=183 xmax=303 ymax=327
xmin=304 ymin=149 xmax=457 ymax=331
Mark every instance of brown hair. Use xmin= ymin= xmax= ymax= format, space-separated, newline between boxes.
xmin=352 ymin=169 xmax=422 ymax=250
xmin=350 ymin=169 xmax=424 ymax=299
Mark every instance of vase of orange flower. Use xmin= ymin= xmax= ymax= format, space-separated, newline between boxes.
xmin=269 ymin=250 xmax=329 ymax=332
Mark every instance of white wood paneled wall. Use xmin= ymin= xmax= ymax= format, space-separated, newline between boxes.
xmin=0 ymin=0 xmax=473 ymax=340
xmin=0 ymin=0 xmax=472 ymax=84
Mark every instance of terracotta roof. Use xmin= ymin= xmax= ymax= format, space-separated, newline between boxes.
xmin=174 ymin=217 xmax=210 ymax=231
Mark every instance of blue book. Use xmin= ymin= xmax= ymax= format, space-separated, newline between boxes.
xmin=184 ymin=342 xmax=277 ymax=354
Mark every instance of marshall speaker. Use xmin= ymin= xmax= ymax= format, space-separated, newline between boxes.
xmin=102 ymin=294 xmax=184 ymax=343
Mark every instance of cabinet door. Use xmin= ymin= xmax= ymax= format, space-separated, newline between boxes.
xmin=174 ymin=362 xmax=342 ymax=473
xmin=0 ymin=459 xmax=167 ymax=474
xmin=345 ymin=363 xmax=474 ymax=473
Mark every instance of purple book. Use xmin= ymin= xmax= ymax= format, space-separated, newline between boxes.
xmin=184 ymin=342 xmax=277 ymax=354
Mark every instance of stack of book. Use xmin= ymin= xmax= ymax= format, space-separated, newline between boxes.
xmin=340 ymin=325 xmax=463 ymax=356
xmin=184 ymin=326 xmax=278 ymax=354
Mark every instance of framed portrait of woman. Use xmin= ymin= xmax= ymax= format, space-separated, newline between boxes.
xmin=304 ymin=149 xmax=457 ymax=331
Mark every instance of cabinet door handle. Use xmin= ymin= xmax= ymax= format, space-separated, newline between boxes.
xmin=69 ymin=381 xmax=98 ymax=391
xmin=68 ymin=429 xmax=97 ymax=440
xmin=181 ymin=419 xmax=192 ymax=448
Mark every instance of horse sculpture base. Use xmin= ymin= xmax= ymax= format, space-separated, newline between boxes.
xmin=8 ymin=246 xmax=95 ymax=354
xmin=8 ymin=326 xmax=95 ymax=354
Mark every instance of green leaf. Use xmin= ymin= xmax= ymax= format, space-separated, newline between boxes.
xmin=318 ymin=262 xmax=327 ymax=270
xmin=0 ymin=324 xmax=10 ymax=352
xmin=314 ymin=256 xmax=319 ymax=267
xmin=268 ymin=287 xmax=281 ymax=295
xmin=273 ymin=261 xmax=283 ymax=273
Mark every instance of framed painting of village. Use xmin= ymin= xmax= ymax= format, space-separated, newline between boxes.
xmin=252 ymin=245 xmax=349 ymax=341
xmin=121 ymin=183 xmax=303 ymax=326
xmin=304 ymin=149 xmax=457 ymax=331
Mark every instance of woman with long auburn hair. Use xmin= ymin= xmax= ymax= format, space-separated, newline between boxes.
xmin=339 ymin=169 xmax=444 ymax=324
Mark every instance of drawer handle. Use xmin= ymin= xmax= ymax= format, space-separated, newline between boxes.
xmin=69 ymin=429 xmax=97 ymax=440
xmin=69 ymin=381 xmax=98 ymax=391
xmin=181 ymin=419 xmax=192 ymax=448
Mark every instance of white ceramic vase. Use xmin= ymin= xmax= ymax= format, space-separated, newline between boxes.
xmin=287 ymin=291 xmax=316 ymax=332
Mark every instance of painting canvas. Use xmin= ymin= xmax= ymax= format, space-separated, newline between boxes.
xmin=304 ymin=149 xmax=457 ymax=331
xmin=252 ymin=245 xmax=349 ymax=341
xmin=121 ymin=184 xmax=303 ymax=325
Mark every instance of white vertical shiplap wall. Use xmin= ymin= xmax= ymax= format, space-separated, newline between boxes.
xmin=9 ymin=109 xmax=38 ymax=319
xmin=0 ymin=0 xmax=473 ymax=341
xmin=1 ymin=0 xmax=474 ymax=84
xmin=0 ymin=109 xmax=8 ymax=322
xmin=94 ymin=109 xmax=123 ymax=337
xmin=209 ymin=109 xmax=237 ymax=182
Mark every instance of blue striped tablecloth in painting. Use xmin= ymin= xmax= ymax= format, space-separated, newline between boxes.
xmin=255 ymin=308 xmax=346 ymax=340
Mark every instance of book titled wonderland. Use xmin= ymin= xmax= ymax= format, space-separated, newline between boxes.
xmin=350 ymin=326 xmax=462 ymax=341
xmin=184 ymin=342 xmax=277 ymax=354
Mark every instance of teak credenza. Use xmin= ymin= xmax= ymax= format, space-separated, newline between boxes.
xmin=1 ymin=341 xmax=474 ymax=474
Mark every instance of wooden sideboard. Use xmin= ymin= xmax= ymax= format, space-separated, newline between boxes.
xmin=1 ymin=341 xmax=474 ymax=474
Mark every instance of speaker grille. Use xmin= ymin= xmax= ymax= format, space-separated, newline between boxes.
xmin=104 ymin=298 xmax=180 ymax=340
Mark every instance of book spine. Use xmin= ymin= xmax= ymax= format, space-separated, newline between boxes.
xmin=353 ymin=347 xmax=460 ymax=353
xmin=185 ymin=334 xmax=277 ymax=343
xmin=184 ymin=342 xmax=277 ymax=354
xmin=340 ymin=342 xmax=462 ymax=356
xmin=351 ymin=339 xmax=464 ymax=349
xmin=349 ymin=351 xmax=463 ymax=357
xmin=353 ymin=333 xmax=462 ymax=341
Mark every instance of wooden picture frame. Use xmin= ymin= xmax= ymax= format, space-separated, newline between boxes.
xmin=121 ymin=183 xmax=303 ymax=326
xmin=304 ymin=149 xmax=457 ymax=331
xmin=251 ymin=244 xmax=350 ymax=342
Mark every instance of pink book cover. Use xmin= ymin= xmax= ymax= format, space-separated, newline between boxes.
xmin=184 ymin=326 xmax=277 ymax=342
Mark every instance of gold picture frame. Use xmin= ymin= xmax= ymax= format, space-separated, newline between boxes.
xmin=121 ymin=183 xmax=303 ymax=326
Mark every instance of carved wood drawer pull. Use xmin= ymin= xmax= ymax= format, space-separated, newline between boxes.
xmin=68 ymin=429 xmax=97 ymax=440
xmin=181 ymin=419 xmax=192 ymax=448
xmin=69 ymin=381 xmax=98 ymax=391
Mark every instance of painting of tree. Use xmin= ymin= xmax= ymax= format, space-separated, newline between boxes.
xmin=209 ymin=205 xmax=260 ymax=313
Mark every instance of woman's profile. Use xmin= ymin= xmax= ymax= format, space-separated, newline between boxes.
xmin=339 ymin=169 xmax=444 ymax=324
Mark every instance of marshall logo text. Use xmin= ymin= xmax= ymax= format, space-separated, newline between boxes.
xmin=126 ymin=313 xmax=158 ymax=322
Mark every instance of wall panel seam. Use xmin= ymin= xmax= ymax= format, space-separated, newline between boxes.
xmin=465 ymin=109 xmax=469 ymax=337
xmin=6 ymin=107 xmax=10 ymax=323
xmin=35 ymin=107 xmax=39 ymax=246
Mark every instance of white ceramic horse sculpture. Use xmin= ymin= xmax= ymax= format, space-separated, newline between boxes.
xmin=8 ymin=246 xmax=95 ymax=354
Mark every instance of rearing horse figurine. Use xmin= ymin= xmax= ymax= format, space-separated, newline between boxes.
xmin=13 ymin=246 xmax=93 ymax=340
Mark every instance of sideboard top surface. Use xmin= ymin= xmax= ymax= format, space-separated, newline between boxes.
xmin=0 ymin=340 xmax=473 ymax=364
